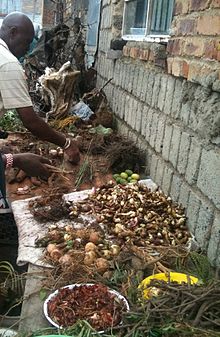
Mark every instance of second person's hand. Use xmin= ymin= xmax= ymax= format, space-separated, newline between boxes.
xmin=13 ymin=153 xmax=51 ymax=179
xmin=64 ymin=139 xmax=80 ymax=164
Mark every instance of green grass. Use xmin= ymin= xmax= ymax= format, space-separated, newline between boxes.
xmin=0 ymin=110 xmax=24 ymax=132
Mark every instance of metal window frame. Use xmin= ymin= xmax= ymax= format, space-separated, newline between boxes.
xmin=122 ymin=0 xmax=171 ymax=42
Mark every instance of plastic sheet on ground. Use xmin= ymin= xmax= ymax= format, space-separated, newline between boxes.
xmin=11 ymin=179 xmax=158 ymax=267
xmin=11 ymin=190 xmax=94 ymax=267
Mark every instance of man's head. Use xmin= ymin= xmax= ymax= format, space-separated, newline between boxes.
xmin=0 ymin=12 xmax=34 ymax=58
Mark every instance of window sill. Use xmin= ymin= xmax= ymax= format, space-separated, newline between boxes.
xmin=122 ymin=34 xmax=170 ymax=43
xmin=122 ymin=41 xmax=168 ymax=70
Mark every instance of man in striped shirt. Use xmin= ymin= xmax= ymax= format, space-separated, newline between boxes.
xmin=0 ymin=12 xmax=80 ymax=164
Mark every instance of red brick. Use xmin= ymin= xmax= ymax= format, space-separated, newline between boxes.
xmin=204 ymin=40 xmax=218 ymax=59
xmin=167 ymin=40 xmax=174 ymax=54
xmin=123 ymin=46 xmax=130 ymax=57
xmin=174 ymin=0 xmax=189 ymax=15
xmin=174 ymin=1 xmax=183 ymax=15
xmin=171 ymin=58 xmax=182 ymax=77
xmin=177 ymin=19 xmax=196 ymax=35
xmin=172 ymin=39 xmax=182 ymax=55
xmin=139 ymin=49 xmax=149 ymax=61
xmin=130 ymin=47 xmax=140 ymax=58
xmin=182 ymin=60 xmax=189 ymax=77
xmin=210 ymin=0 xmax=220 ymax=9
xmin=183 ymin=38 xmax=204 ymax=57
xmin=216 ymin=45 xmax=220 ymax=60
xmin=171 ymin=59 xmax=189 ymax=78
xmin=149 ymin=50 xmax=155 ymax=62
xmin=190 ymin=0 xmax=210 ymax=11
xmin=184 ymin=41 xmax=198 ymax=55
xmin=167 ymin=58 xmax=173 ymax=74
xmin=197 ymin=15 xmax=220 ymax=35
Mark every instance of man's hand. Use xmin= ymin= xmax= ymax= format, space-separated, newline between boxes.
xmin=64 ymin=140 xmax=80 ymax=164
xmin=13 ymin=153 xmax=51 ymax=179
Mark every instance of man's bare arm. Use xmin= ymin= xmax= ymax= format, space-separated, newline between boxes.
xmin=17 ymin=106 xmax=66 ymax=147
xmin=17 ymin=106 xmax=80 ymax=164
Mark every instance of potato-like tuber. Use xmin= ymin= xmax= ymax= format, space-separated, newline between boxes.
xmin=59 ymin=254 xmax=73 ymax=265
xmin=50 ymin=248 xmax=62 ymax=261
xmin=47 ymin=243 xmax=57 ymax=254
xmin=95 ymin=258 xmax=109 ymax=273
xmin=89 ymin=232 xmax=100 ymax=244
xmin=110 ymin=244 xmax=120 ymax=256
xmin=85 ymin=242 xmax=97 ymax=252
xmin=102 ymin=249 xmax=111 ymax=259
xmin=84 ymin=251 xmax=97 ymax=265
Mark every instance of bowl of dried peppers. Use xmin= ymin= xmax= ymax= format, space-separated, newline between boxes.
xmin=44 ymin=283 xmax=129 ymax=331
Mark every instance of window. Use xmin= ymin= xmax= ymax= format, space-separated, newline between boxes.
xmin=122 ymin=0 xmax=174 ymax=42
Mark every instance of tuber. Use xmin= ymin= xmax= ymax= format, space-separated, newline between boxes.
xmin=89 ymin=232 xmax=100 ymax=244
xmin=85 ymin=242 xmax=97 ymax=252
xmin=95 ymin=258 xmax=109 ymax=273
xmin=84 ymin=251 xmax=96 ymax=265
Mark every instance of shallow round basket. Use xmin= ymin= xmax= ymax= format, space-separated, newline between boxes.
xmin=139 ymin=272 xmax=199 ymax=299
xmin=44 ymin=283 xmax=130 ymax=331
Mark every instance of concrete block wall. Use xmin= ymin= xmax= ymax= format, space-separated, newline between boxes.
xmin=96 ymin=0 xmax=220 ymax=266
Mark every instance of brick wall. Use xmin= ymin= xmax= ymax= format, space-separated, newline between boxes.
xmin=168 ymin=0 xmax=220 ymax=91
xmin=22 ymin=0 xmax=42 ymax=16
xmin=63 ymin=0 xmax=88 ymax=25
xmin=95 ymin=0 xmax=220 ymax=265
xmin=42 ymin=0 xmax=56 ymax=28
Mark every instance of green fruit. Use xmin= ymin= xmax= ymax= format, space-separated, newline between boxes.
xmin=120 ymin=172 xmax=128 ymax=179
xmin=125 ymin=169 xmax=133 ymax=176
xmin=116 ymin=177 xmax=121 ymax=184
xmin=130 ymin=179 xmax=138 ymax=184
xmin=131 ymin=173 xmax=140 ymax=180
xmin=119 ymin=178 xmax=127 ymax=185
xmin=113 ymin=173 xmax=120 ymax=180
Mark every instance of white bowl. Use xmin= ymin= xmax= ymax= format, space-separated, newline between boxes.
xmin=44 ymin=283 xmax=129 ymax=331
xmin=0 ymin=328 xmax=17 ymax=337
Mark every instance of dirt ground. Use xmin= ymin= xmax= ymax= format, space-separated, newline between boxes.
xmin=0 ymin=132 xmax=113 ymax=202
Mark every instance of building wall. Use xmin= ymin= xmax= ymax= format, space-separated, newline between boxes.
xmin=0 ymin=0 xmax=42 ymax=24
xmin=42 ymin=0 xmax=88 ymax=28
xmin=42 ymin=0 xmax=56 ymax=28
xmin=96 ymin=0 xmax=220 ymax=265
xmin=168 ymin=0 xmax=220 ymax=90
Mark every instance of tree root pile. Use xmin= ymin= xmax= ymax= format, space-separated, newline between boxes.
xmin=42 ymin=256 xmax=94 ymax=291
xmin=116 ymin=245 xmax=189 ymax=276
xmin=29 ymin=190 xmax=69 ymax=222
xmin=104 ymin=135 xmax=145 ymax=172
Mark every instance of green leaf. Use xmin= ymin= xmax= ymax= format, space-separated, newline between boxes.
xmin=39 ymin=288 xmax=48 ymax=301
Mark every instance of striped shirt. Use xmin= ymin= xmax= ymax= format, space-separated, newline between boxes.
xmin=0 ymin=38 xmax=32 ymax=117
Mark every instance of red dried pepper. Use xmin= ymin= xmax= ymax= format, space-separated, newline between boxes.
xmin=47 ymin=284 xmax=127 ymax=330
